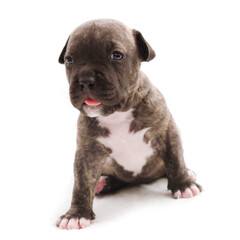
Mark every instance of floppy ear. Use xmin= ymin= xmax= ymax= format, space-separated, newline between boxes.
xmin=133 ymin=30 xmax=155 ymax=62
xmin=58 ymin=36 xmax=70 ymax=64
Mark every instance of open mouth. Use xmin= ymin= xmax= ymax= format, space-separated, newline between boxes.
xmin=84 ymin=98 xmax=101 ymax=106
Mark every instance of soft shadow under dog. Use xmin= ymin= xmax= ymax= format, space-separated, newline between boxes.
xmin=94 ymin=178 xmax=172 ymax=223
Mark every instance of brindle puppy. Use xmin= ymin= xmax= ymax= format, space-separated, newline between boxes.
xmin=56 ymin=19 xmax=201 ymax=230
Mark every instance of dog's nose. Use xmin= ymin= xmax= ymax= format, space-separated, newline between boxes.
xmin=79 ymin=76 xmax=95 ymax=90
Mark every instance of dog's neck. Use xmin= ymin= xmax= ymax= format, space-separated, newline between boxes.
xmin=121 ymin=71 xmax=151 ymax=111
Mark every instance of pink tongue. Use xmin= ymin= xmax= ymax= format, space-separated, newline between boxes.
xmin=84 ymin=98 xmax=101 ymax=106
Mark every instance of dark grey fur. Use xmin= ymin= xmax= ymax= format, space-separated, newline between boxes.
xmin=57 ymin=19 xmax=201 ymax=224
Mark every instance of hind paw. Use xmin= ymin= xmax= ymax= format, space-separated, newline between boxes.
xmin=96 ymin=176 xmax=108 ymax=194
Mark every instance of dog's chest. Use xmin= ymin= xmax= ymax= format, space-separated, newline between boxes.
xmin=97 ymin=109 xmax=153 ymax=176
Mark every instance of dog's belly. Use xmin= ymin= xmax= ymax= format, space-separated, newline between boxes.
xmin=97 ymin=109 xmax=154 ymax=176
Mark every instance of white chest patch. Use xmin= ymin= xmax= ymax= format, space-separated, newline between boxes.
xmin=97 ymin=109 xmax=153 ymax=176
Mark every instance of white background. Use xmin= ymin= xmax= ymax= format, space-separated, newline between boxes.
xmin=0 ymin=0 xmax=239 ymax=239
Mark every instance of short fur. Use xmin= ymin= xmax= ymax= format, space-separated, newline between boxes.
xmin=57 ymin=19 xmax=201 ymax=223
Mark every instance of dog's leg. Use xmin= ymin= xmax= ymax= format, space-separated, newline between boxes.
xmin=96 ymin=175 xmax=129 ymax=194
xmin=56 ymin=146 xmax=106 ymax=230
xmin=162 ymin=119 xmax=202 ymax=198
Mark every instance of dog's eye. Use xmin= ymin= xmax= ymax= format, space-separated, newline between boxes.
xmin=65 ymin=56 xmax=73 ymax=65
xmin=111 ymin=51 xmax=123 ymax=60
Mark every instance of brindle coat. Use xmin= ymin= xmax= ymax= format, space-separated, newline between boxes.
xmin=57 ymin=19 xmax=201 ymax=222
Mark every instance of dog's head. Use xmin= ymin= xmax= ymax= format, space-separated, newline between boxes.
xmin=59 ymin=19 xmax=155 ymax=117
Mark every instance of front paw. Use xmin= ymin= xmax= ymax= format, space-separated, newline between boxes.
xmin=168 ymin=169 xmax=202 ymax=199
xmin=56 ymin=217 xmax=91 ymax=230
xmin=173 ymin=184 xmax=201 ymax=199
xmin=56 ymin=207 xmax=95 ymax=230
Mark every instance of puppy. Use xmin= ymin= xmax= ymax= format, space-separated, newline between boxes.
xmin=56 ymin=19 xmax=201 ymax=230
